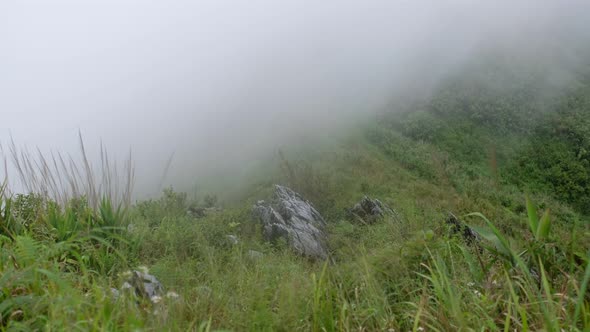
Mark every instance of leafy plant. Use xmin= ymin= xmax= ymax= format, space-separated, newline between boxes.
xmin=525 ymin=194 xmax=552 ymax=241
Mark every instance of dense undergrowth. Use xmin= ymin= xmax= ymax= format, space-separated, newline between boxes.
xmin=1 ymin=61 xmax=590 ymax=331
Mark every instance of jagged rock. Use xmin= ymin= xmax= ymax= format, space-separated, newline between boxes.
xmin=348 ymin=196 xmax=398 ymax=224
xmin=124 ymin=270 xmax=164 ymax=301
xmin=446 ymin=213 xmax=480 ymax=245
xmin=253 ymin=185 xmax=328 ymax=260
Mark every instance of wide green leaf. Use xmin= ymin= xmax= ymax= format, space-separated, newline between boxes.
xmin=467 ymin=212 xmax=514 ymax=262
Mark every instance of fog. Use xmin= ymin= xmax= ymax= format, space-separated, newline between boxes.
xmin=1 ymin=0 xmax=590 ymax=197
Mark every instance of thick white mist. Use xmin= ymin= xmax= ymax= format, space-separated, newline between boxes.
xmin=1 ymin=0 xmax=589 ymax=196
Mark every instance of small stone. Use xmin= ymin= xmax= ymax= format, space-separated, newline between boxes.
xmin=121 ymin=270 xmax=164 ymax=302
xmin=226 ymin=235 xmax=239 ymax=245
xmin=248 ymin=250 xmax=264 ymax=260
xmin=166 ymin=291 xmax=180 ymax=299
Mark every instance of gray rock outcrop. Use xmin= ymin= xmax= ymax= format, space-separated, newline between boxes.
xmin=348 ymin=196 xmax=398 ymax=224
xmin=253 ymin=185 xmax=328 ymax=260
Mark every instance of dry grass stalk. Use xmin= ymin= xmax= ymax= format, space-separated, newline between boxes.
xmin=1 ymin=132 xmax=134 ymax=208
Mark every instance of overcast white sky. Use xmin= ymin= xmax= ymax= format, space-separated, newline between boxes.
xmin=1 ymin=0 xmax=589 ymax=195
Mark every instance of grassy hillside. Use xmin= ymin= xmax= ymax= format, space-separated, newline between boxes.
xmin=1 ymin=61 xmax=590 ymax=331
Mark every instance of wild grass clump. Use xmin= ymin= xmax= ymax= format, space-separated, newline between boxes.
xmin=0 ymin=195 xmax=132 ymax=329
xmin=457 ymin=197 xmax=590 ymax=330
xmin=0 ymin=135 xmax=137 ymax=329
xmin=1 ymin=132 xmax=134 ymax=209
xmin=409 ymin=198 xmax=590 ymax=331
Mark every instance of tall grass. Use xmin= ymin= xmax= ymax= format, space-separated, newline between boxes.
xmin=1 ymin=132 xmax=134 ymax=209
xmin=460 ymin=201 xmax=590 ymax=330
xmin=0 ymin=135 xmax=135 ymax=329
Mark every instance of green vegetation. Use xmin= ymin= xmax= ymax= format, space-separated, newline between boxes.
xmin=1 ymin=61 xmax=590 ymax=331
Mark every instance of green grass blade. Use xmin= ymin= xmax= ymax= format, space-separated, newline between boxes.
xmin=574 ymin=249 xmax=590 ymax=325
xmin=525 ymin=195 xmax=539 ymax=235
xmin=536 ymin=209 xmax=551 ymax=241
xmin=538 ymin=259 xmax=557 ymax=331
xmin=467 ymin=212 xmax=514 ymax=262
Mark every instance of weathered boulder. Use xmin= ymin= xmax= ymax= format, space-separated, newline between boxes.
xmin=446 ymin=213 xmax=480 ymax=245
xmin=253 ymin=185 xmax=328 ymax=260
xmin=348 ymin=196 xmax=398 ymax=224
